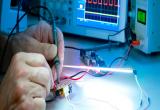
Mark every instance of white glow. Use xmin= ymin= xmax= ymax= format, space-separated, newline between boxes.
xmin=63 ymin=65 xmax=133 ymax=73
xmin=71 ymin=78 xmax=137 ymax=110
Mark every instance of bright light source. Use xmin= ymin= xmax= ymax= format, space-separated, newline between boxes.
xmin=63 ymin=65 xmax=133 ymax=74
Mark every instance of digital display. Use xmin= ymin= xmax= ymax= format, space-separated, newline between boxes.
xmin=77 ymin=0 xmax=120 ymax=31
xmin=137 ymin=8 xmax=146 ymax=25
xmin=85 ymin=0 xmax=119 ymax=23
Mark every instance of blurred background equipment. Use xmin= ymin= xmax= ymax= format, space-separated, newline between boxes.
xmin=40 ymin=0 xmax=128 ymax=42
xmin=130 ymin=0 xmax=160 ymax=53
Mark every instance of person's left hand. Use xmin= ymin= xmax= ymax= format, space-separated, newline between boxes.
xmin=4 ymin=21 xmax=64 ymax=86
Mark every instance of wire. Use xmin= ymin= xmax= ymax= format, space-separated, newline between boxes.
xmin=62 ymin=71 xmax=89 ymax=81
xmin=87 ymin=44 xmax=133 ymax=77
xmin=144 ymin=97 xmax=151 ymax=110
xmin=108 ymin=25 xmax=130 ymax=41
xmin=87 ymin=97 xmax=120 ymax=110
xmin=134 ymin=74 xmax=143 ymax=110
xmin=66 ymin=96 xmax=76 ymax=110
xmin=16 ymin=0 xmax=20 ymax=32
xmin=109 ymin=44 xmax=133 ymax=68
xmin=133 ymin=72 xmax=150 ymax=110
xmin=65 ymin=46 xmax=84 ymax=51
xmin=65 ymin=42 xmax=122 ymax=52
xmin=65 ymin=25 xmax=131 ymax=52
xmin=0 ymin=5 xmax=53 ymax=73
xmin=108 ymin=57 xmax=124 ymax=68
xmin=29 ymin=12 xmax=51 ymax=23
xmin=69 ymin=71 xmax=89 ymax=78
xmin=65 ymin=26 xmax=129 ymax=51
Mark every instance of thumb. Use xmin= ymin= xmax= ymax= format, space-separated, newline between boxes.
xmin=39 ymin=43 xmax=57 ymax=61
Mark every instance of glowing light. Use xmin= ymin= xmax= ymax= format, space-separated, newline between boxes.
xmin=63 ymin=65 xmax=133 ymax=73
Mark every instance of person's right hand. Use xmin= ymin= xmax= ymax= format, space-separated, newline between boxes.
xmin=0 ymin=52 xmax=54 ymax=110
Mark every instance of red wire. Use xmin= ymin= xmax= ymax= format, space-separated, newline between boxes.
xmin=62 ymin=71 xmax=89 ymax=80
xmin=61 ymin=45 xmax=132 ymax=80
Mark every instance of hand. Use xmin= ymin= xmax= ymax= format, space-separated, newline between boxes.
xmin=24 ymin=21 xmax=64 ymax=82
xmin=3 ymin=21 xmax=64 ymax=84
xmin=0 ymin=52 xmax=53 ymax=110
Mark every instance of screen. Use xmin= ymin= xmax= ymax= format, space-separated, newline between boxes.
xmin=137 ymin=8 xmax=146 ymax=25
xmin=77 ymin=0 xmax=120 ymax=31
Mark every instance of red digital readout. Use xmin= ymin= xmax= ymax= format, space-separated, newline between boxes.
xmin=87 ymin=0 xmax=118 ymax=7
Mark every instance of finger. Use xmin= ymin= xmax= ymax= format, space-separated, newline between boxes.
xmin=28 ymin=66 xmax=52 ymax=94
xmin=14 ymin=97 xmax=34 ymax=110
xmin=40 ymin=23 xmax=52 ymax=43
xmin=33 ymin=98 xmax=46 ymax=110
xmin=39 ymin=43 xmax=57 ymax=61
xmin=20 ymin=37 xmax=57 ymax=61
xmin=18 ymin=52 xmax=48 ymax=67
xmin=24 ymin=24 xmax=42 ymax=41
xmin=25 ymin=20 xmax=52 ymax=43
xmin=14 ymin=97 xmax=46 ymax=110
xmin=24 ymin=82 xmax=47 ymax=99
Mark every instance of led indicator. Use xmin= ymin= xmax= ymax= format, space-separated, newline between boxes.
xmin=137 ymin=8 xmax=146 ymax=25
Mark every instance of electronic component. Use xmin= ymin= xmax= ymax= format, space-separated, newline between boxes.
xmin=0 ymin=0 xmax=27 ymax=33
xmin=55 ymin=79 xmax=72 ymax=97
xmin=130 ymin=0 xmax=160 ymax=53
xmin=80 ymin=50 xmax=106 ymax=67
xmin=45 ymin=80 xmax=72 ymax=102
xmin=41 ymin=0 xmax=128 ymax=42
xmin=80 ymin=50 xmax=109 ymax=76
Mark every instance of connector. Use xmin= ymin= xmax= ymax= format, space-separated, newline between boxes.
xmin=55 ymin=79 xmax=72 ymax=97
xmin=80 ymin=50 xmax=106 ymax=67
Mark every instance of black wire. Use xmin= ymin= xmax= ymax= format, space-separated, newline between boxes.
xmin=0 ymin=9 xmax=27 ymax=71
xmin=65 ymin=46 xmax=84 ymax=51
xmin=65 ymin=26 xmax=129 ymax=52
xmin=70 ymin=71 xmax=89 ymax=78
xmin=16 ymin=0 xmax=24 ymax=33
xmin=108 ymin=26 xmax=130 ymax=41
xmin=65 ymin=42 xmax=122 ymax=52
xmin=63 ymin=71 xmax=89 ymax=79
xmin=0 ymin=5 xmax=54 ymax=73
xmin=88 ymin=70 xmax=110 ymax=77
xmin=108 ymin=57 xmax=124 ymax=68
xmin=108 ymin=45 xmax=133 ymax=68
xmin=29 ymin=12 xmax=50 ymax=23
xmin=16 ymin=0 xmax=20 ymax=32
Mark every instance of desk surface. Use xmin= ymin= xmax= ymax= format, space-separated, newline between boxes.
xmin=46 ymin=35 xmax=160 ymax=110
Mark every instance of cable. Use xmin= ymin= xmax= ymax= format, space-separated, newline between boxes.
xmin=133 ymin=71 xmax=150 ymax=110
xmin=0 ymin=5 xmax=53 ymax=73
xmin=29 ymin=12 xmax=51 ymax=23
xmin=16 ymin=0 xmax=21 ymax=32
xmin=108 ymin=25 xmax=130 ymax=41
xmin=66 ymin=96 xmax=76 ymax=110
xmin=65 ymin=42 xmax=122 ymax=52
xmin=87 ymin=44 xmax=133 ymax=77
xmin=65 ymin=46 xmax=84 ymax=51
xmin=62 ymin=71 xmax=89 ymax=81
xmin=108 ymin=57 xmax=124 ymax=68
xmin=134 ymin=74 xmax=143 ymax=109
xmin=109 ymin=44 xmax=133 ymax=68
xmin=65 ymin=25 xmax=131 ymax=52
xmin=69 ymin=71 xmax=89 ymax=78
